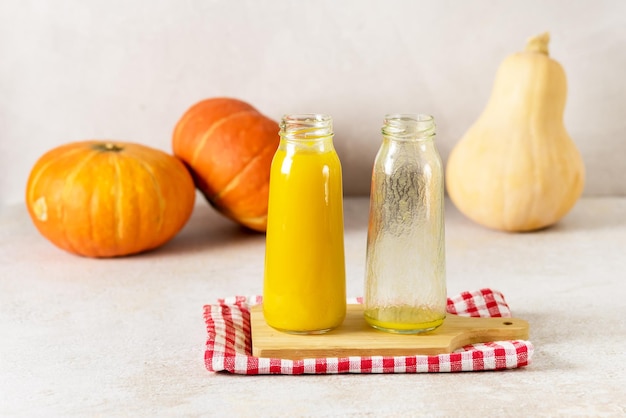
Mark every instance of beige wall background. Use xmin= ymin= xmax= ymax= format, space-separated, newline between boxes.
xmin=1 ymin=0 xmax=625 ymax=206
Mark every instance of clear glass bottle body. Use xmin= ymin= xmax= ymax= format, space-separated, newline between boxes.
xmin=263 ymin=114 xmax=346 ymax=334
xmin=364 ymin=114 xmax=446 ymax=334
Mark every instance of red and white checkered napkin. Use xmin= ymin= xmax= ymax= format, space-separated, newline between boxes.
xmin=203 ymin=288 xmax=533 ymax=375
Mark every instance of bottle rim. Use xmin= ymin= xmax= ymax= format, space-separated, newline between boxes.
xmin=280 ymin=114 xmax=333 ymax=140
xmin=382 ymin=114 xmax=436 ymax=140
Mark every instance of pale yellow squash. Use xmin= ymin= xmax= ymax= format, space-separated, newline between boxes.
xmin=446 ymin=32 xmax=585 ymax=232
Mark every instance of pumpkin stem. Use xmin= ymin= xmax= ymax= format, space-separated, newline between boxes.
xmin=94 ymin=143 xmax=124 ymax=152
xmin=525 ymin=32 xmax=550 ymax=55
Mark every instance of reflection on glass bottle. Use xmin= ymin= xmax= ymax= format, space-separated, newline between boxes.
xmin=364 ymin=114 xmax=446 ymax=334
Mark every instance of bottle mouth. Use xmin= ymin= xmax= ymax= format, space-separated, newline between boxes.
xmin=382 ymin=114 xmax=436 ymax=140
xmin=280 ymin=114 xmax=333 ymax=140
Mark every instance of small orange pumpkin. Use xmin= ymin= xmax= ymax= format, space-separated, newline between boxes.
xmin=172 ymin=97 xmax=279 ymax=232
xmin=25 ymin=141 xmax=196 ymax=257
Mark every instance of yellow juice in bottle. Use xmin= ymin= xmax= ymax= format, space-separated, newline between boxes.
xmin=263 ymin=115 xmax=346 ymax=334
xmin=364 ymin=306 xmax=445 ymax=333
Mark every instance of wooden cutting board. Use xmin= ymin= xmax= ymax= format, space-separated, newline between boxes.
xmin=250 ymin=304 xmax=529 ymax=360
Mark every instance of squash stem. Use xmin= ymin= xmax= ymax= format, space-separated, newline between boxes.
xmin=525 ymin=32 xmax=550 ymax=55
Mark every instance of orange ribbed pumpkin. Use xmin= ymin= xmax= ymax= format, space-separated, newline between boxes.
xmin=25 ymin=141 xmax=196 ymax=257
xmin=172 ymin=97 xmax=279 ymax=232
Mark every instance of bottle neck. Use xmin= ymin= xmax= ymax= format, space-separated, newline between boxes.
xmin=381 ymin=114 xmax=436 ymax=142
xmin=279 ymin=114 xmax=335 ymax=152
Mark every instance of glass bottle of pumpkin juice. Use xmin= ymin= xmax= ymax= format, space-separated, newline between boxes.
xmin=263 ymin=114 xmax=346 ymax=334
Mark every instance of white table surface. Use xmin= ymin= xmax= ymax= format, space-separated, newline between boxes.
xmin=1 ymin=197 xmax=625 ymax=417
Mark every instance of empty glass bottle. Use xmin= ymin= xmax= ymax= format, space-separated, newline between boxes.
xmin=364 ymin=114 xmax=446 ymax=334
